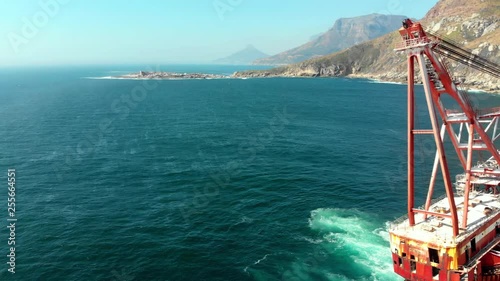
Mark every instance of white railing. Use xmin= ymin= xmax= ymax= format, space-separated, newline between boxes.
xmin=395 ymin=37 xmax=432 ymax=50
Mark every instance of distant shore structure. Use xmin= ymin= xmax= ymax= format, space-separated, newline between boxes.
xmin=116 ymin=71 xmax=231 ymax=80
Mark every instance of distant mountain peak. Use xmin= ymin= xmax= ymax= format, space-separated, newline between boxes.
xmin=238 ymin=0 xmax=500 ymax=92
xmin=253 ymin=13 xmax=407 ymax=65
xmin=214 ymin=45 xmax=269 ymax=65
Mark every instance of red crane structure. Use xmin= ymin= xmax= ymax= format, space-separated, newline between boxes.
xmin=389 ymin=19 xmax=500 ymax=281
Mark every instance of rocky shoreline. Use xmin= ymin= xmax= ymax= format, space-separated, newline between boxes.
xmin=116 ymin=70 xmax=498 ymax=93
xmin=232 ymin=68 xmax=499 ymax=93
xmin=116 ymin=71 xmax=230 ymax=79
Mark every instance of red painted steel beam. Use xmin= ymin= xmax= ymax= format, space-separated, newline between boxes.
xmin=418 ymin=53 xmax=459 ymax=236
xmin=408 ymin=55 xmax=416 ymax=226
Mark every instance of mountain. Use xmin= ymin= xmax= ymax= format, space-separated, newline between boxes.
xmin=213 ymin=45 xmax=269 ymax=65
xmin=309 ymin=32 xmax=324 ymax=41
xmin=253 ymin=14 xmax=407 ymax=65
xmin=236 ymin=0 xmax=500 ymax=92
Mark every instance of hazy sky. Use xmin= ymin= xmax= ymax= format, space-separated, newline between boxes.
xmin=0 ymin=0 xmax=438 ymax=66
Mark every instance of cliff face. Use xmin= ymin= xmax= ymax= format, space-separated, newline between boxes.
xmin=419 ymin=0 xmax=500 ymax=91
xmin=253 ymin=14 xmax=406 ymax=65
xmin=236 ymin=0 xmax=500 ymax=92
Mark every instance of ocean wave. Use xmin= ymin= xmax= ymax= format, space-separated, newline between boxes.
xmin=296 ymin=236 xmax=324 ymax=244
xmin=468 ymin=88 xmax=490 ymax=93
xmin=295 ymin=208 xmax=400 ymax=281
xmin=244 ymin=253 xmax=272 ymax=273
xmin=365 ymin=79 xmax=404 ymax=85
xmin=83 ymin=76 xmax=118 ymax=80
xmin=82 ymin=76 xmax=233 ymax=80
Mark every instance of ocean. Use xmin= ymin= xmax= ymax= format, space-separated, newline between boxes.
xmin=0 ymin=65 xmax=499 ymax=281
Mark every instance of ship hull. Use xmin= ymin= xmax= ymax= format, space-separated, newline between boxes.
xmin=390 ymin=211 xmax=500 ymax=281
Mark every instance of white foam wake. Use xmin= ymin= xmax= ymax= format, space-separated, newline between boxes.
xmin=284 ymin=208 xmax=399 ymax=281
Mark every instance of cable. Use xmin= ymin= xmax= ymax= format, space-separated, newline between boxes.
xmin=427 ymin=32 xmax=500 ymax=78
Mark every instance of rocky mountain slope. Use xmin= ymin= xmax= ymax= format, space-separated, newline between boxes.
xmin=236 ymin=0 xmax=500 ymax=92
xmin=213 ymin=44 xmax=268 ymax=65
xmin=253 ymin=14 xmax=406 ymax=65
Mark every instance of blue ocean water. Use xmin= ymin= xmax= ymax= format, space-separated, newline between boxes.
xmin=0 ymin=65 xmax=499 ymax=281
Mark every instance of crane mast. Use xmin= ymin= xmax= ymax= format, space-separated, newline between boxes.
xmin=390 ymin=19 xmax=500 ymax=281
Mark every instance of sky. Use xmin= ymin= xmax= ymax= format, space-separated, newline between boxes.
xmin=0 ymin=0 xmax=438 ymax=66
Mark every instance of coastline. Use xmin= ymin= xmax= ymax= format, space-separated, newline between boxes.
xmin=97 ymin=70 xmax=499 ymax=94
xmin=347 ymin=73 xmax=500 ymax=94
xmin=115 ymin=71 xmax=231 ymax=80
